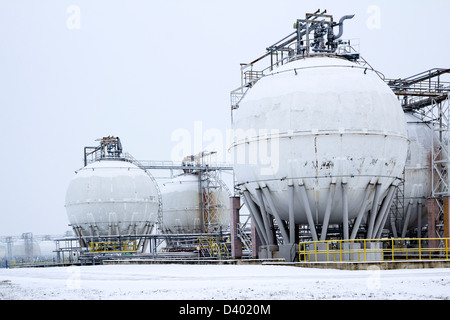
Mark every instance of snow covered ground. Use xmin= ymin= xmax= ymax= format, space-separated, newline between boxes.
xmin=0 ymin=264 xmax=449 ymax=300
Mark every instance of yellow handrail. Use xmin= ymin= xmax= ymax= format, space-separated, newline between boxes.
xmin=298 ymin=238 xmax=450 ymax=263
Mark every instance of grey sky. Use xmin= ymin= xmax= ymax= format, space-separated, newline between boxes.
xmin=0 ymin=0 xmax=449 ymax=236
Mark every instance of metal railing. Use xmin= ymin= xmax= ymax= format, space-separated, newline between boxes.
xmin=88 ymin=241 xmax=138 ymax=253
xmin=299 ymin=238 xmax=450 ymax=263
xmin=198 ymin=236 xmax=230 ymax=260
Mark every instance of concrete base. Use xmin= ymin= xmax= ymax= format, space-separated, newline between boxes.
xmin=258 ymin=245 xmax=279 ymax=259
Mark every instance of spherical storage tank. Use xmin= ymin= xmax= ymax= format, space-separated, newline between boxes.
xmin=161 ymin=174 xmax=230 ymax=233
xmin=396 ymin=112 xmax=435 ymax=235
xmin=65 ymin=159 xmax=160 ymax=239
xmin=230 ymin=56 xmax=408 ymax=236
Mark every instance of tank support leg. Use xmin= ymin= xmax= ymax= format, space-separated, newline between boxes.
xmin=288 ymin=184 xmax=296 ymax=243
xmin=350 ymin=184 xmax=372 ymax=239
xmin=255 ymin=188 xmax=275 ymax=245
xmin=320 ymin=183 xmax=336 ymax=241
xmin=374 ymin=185 xmax=396 ymax=238
xmin=342 ymin=182 xmax=349 ymax=240
xmin=417 ymin=199 xmax=423 ymax=238
xmin=243 ymin=190 xmax=268 ymax=245
xmin=367 ymin=183 xmax=382 ymax=239
xmin=298 ymin=183 xmax=318 ymax=241
xmin=262 ymin=187 xmax=290 ymax=243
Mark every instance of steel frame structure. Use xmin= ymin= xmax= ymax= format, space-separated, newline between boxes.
xmin=386 ymin=69 xmax=450 ymax=242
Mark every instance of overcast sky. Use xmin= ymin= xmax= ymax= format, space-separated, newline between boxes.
xmin=0 ymin=0 xmax=449 ymax=236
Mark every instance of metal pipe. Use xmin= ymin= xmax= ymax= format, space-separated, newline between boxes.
xmin=320 ymin=183 xmax=336 ymax=241
xmin=367 ymin=183 xmax=382 ymax=239
xmin=350 ymin=184 xmax=372 ymax=239
xmin=262 ymin=187 xmax=290 ymax=243
xmin=243 ymin=191 xmax=268 ymax=245
xmin=297 ymin=184 xmax=318 ymax=241
xmin=331 ymin=14 xmax=355 ymax=40
xmin=342 ymin=182 xmax=349 ymax=240
xmin=255 ymin=188 xmax=275 ymax=245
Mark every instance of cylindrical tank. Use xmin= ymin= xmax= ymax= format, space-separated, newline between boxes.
xmin=230 ymin=56 xmax=408 ymax=226
xmin=161 ymin=174 xmax=230 ymax=233
xmin=397 ymin=112 xmax=435 ymax=235
xmin=65 ymin=159 xmax=160 ymax=239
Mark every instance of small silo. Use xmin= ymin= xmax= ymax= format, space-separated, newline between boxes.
xmin=65 ymin=137 xmax=161 ymax=252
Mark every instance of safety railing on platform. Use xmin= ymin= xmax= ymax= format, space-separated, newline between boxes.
xmin=88 ymin=241 xmax=138 ymax=253
xmin=198 ymin=236 xmax=229 ymax=260
xmin=299 ymin=238 xmax=450 ymax=263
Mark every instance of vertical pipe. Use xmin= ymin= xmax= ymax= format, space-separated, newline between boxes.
xmin=367 ymin=183 xmax=382 ymax=239
xmin=255 ymin=188 xmax=275 ymax=245
xmin=342 ymin=182 xmax=349 ymax=240
xmin=320 ymin=183 xmax=336 ymax=241
xmin=262 ymin=187 xmax=290 ymax=243
xmin=298 ymin=184 xmax=318 ymax=241
xmin=350 ymin=184 xmax=372 ymax=239
xmin=288 ymin=184 xmax=295 ymax=244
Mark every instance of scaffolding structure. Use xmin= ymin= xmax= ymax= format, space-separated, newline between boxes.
xmin=386 ymin=69 xmax=450 ymax=242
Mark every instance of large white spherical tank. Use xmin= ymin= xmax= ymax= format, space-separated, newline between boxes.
xmin=65 ymin=160 xmax=160 ymax=237
xmin=401 ymin=112 xmax=435 ymax=230
xmin=230 ymin=56 xmax=408 ymax=225
xmin=161 ymin=174 xmax=230 ymax=233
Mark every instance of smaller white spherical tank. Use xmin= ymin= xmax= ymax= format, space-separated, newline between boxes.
xmin=11 ymin=239 xmax=41 ymax=260
xmin=38 ymin=239 xmax=57 ymax=259
xmin=161 ymin=174 xmax=230 ymax=233
xmin=399 ymin=112 xmax=436 ymax=233
xmin=65 ymin=159 xmax=160 ymax=238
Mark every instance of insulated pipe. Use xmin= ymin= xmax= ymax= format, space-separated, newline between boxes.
xmin=255 ymin=188 xmax=275 ymax=245
xmin=350 ymin=184 xmax=372 ymax=239
xmin=262 ymin=187 xmax=290 ymax=243
xmin=320 ymin=183 xmax=336 ymax=241
xmin=243 ymin=191 xmax=268 ymax=245
xmin=297 ymin=184 xmax=319 ymax=242
xmin=330 ymin=14 xmax=355 ymax=40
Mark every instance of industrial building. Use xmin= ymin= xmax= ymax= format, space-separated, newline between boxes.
xmin=3 ymin=10 xmax=450 ymax=267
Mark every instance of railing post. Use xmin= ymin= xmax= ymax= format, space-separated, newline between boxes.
xmin=391 ymin=239 xmax=394 ymax=261
xmin=419 ymin=238 xmax=422 ymax=260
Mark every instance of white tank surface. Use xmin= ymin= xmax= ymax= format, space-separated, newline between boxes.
xmin=398 ymin=112 xmax=435 ymax=235
xmin=65 ymin=159 xmax=160 ymax=237
xmin=161 ymin=174 xmax=230 ymax=233
xmin=230 ymin=56 xmax=408 ymax=227
xmin=38 ymin=239 xmax=56 ymax=259
xmin=11 ymin=239 xmax=41 ymax=260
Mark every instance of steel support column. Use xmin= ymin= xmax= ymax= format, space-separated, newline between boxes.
xmin=262 ymin=187 xmax=290 ymax=243
xmin=297 ymin=183 xmax=318 ymax=242
xmin=367 ymin=183 xmax=382 ymax=239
